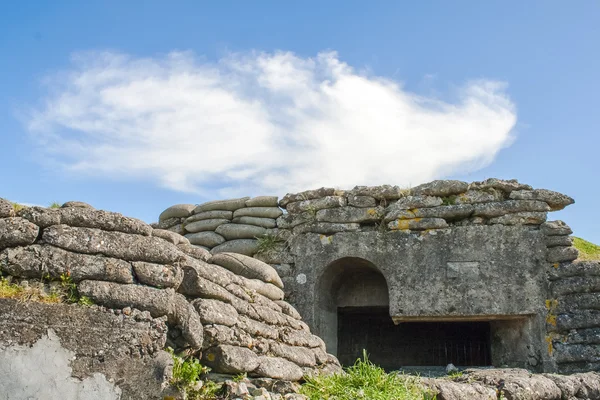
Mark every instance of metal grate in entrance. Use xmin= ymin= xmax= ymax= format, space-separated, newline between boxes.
xmin=337 ymin=307 xmax=492 ymax=370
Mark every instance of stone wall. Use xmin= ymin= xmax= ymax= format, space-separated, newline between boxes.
xmin=0 ymin=197 xmax=340 ymax=396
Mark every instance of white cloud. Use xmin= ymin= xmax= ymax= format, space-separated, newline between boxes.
xmin=27 ymin=50 xmax=517 ymax=196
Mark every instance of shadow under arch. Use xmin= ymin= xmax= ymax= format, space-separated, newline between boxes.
xmin=315 ymin=257 xmax=390 ymax=362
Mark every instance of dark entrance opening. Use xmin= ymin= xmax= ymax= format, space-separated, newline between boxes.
xmin=337 ymin=307 xmax=492 ymax=370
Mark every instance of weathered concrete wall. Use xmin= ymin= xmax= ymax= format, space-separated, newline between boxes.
xmin=0 ymin=299 xmax=170 ymax=400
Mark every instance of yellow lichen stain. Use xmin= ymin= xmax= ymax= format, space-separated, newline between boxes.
xmin=367 ymin=208 xmax=382 ymax=218
xmin=545 ymin=299 xmax=558 ymax=310
xmin=546 ymin=314 xmax=557 ymax=326
xmin=396 ymin=219 xmax=411 ymax=230
xmin=553 ymin=263 xmax=559 ymax=269
xmin=206 ymin=353 xmax=215 ymax=362
xmin=545 ymin=336 xmax=554 ymax=355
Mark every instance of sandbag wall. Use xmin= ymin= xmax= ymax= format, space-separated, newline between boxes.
xmin=547 ymin=255 xmax=600 ymax=374
xmin=0 ymin=198 xmax=340 ymax=382
xmin=155 ymin=196 xmax=286 ymax=257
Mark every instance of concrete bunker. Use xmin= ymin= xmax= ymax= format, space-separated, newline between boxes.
xmin=318 ymin=257 xmax=495 ymax=370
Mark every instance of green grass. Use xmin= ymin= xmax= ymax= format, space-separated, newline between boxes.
xmin=301 ymin=352 xmax=436 ymax=400
xmin=11 ymin=202 xmax=24 ymax=212
xmin=0 ymin=277 xmax=62 ymax=304
xmin=574 ymin=237 xmax=600 ymax=261
xmin=0 ymin=274 xmax=93 ymax=306
xmin=256 ymin=233 xmax=284 ymax=255
xmin=167 ymin=348 xmax=221 ymax=400
xmin=48 ymin=202 xmax=61 ymax=208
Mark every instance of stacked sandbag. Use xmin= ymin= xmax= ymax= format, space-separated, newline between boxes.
xmin=547 ymin=256 xmax=600 ymax=373
xmin=153 ymin=203 xmax=196 ymax=235
xmin=0 ymin=197 xmax=340 ymax=381
xmin=0 ymin=199 xmax=204 ymax=351
xmin=180 ymin=251 xmax=340 ymax=379
xmin=157 ymin=196 xmax=285 ymax=258
xmin=278 ymin=179 xmax=575 ymax=235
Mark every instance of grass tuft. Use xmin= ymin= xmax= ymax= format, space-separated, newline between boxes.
xmin=0 ymin=277 xmax=61 ymax=304
xmin=301 ymin=351 xmax=436 ymax=400
xmin=49 ymin=202 xmax=61 ymax=209
xmin=0 ymin=273 xmax=93 ymax=306
xmin=256 ymin=233 xmax=285 ymax=255
xmin=167 ymin=348 xmax=221 ymax=399
xmin=574 ymin=237 xmax=600 ymax=261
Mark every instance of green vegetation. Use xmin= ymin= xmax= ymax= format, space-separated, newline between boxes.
xmin=0 ymin=277 xmax=61 ymax=304
xmin=256 ymin=233 xmax=285 ymax=255
xmin=305 ymin=204 xmax=318 ymax=220
xmin=0 ymin=273 xmax=93 ymax=306
xmin=574 ymin=237 xmax=600 ymax=261
xmin=49 ymin=202 xmax=61 ymax=208
xmin=59 ymin=272 xmax=94 ymax=305
xmin=168 ymin=348 xmax=221 ymax=400
xmin=11 ymin=202 xmax=24 ymax=212
xmin=301 ymin=351 xmax=436 ymax=400
xmin=441 ymin=195 xmax=457 ymax=206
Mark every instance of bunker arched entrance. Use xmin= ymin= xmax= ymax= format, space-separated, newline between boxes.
xmin=317 ymin=257 xmax=492 ymax=370
xmin=316 ymin=257 xmax=392 ymax=368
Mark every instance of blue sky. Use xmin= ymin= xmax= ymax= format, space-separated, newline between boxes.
xmin=0 ymin=2 xmax=598 ymax=244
